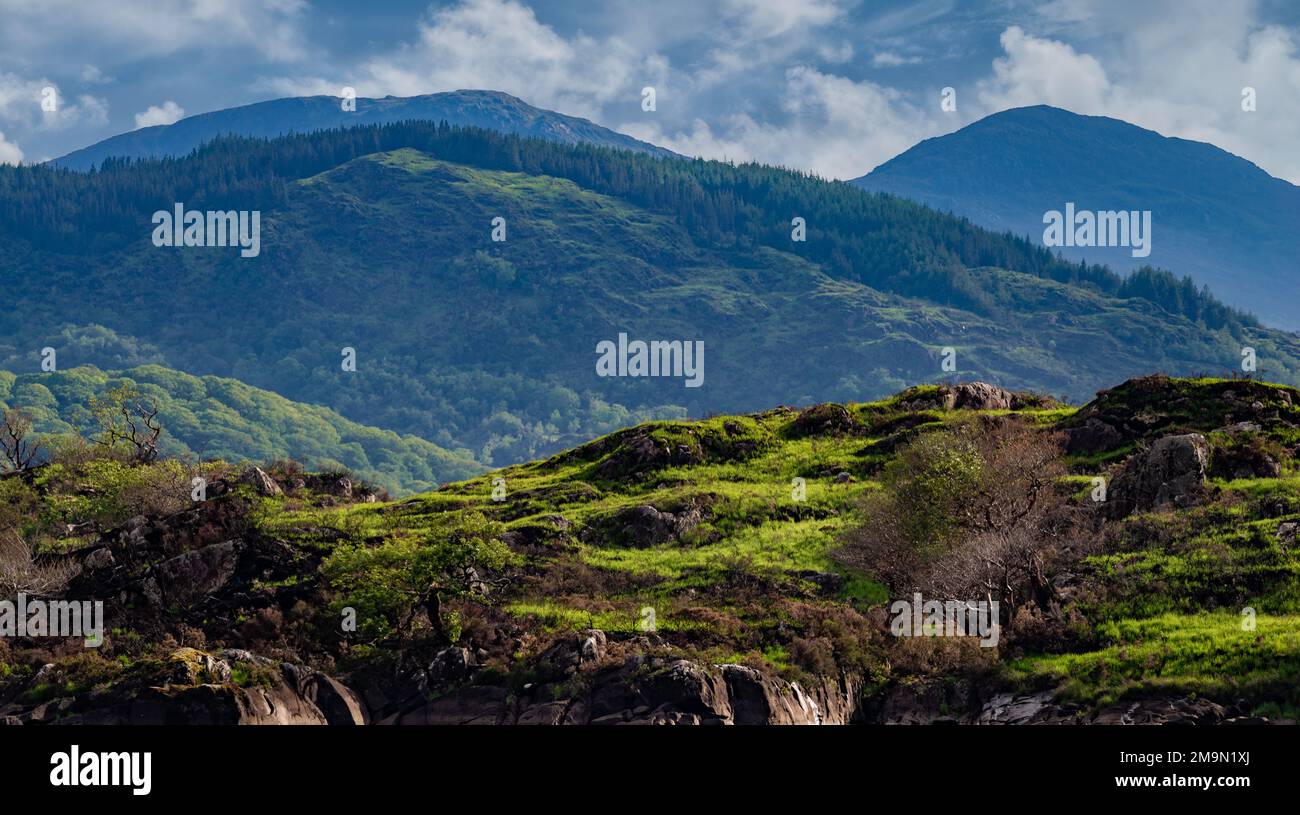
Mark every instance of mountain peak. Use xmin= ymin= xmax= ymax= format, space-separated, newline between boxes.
xmin=854 ymin=106 xmax=1300 ymax=329
xmin=50 ymin=89 xmax=676 ymax=171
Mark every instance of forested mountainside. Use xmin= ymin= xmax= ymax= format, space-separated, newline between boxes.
xmin=2 ymin=122 xmax=1295 ymax=469
xmin=0 ymin=365 xmax=480 ymax=495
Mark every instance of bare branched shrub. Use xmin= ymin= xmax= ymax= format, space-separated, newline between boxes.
xmin=1 ymin=408 xmax=44 ymax=472
xmin=90 ymin=385 xmax=162 ymax=465
xmin=0 ymin=529 xmax=77 ymax=597
xmin=114 ymin=460 xmax=195 ymax=518
xmin=837 ymin=417 xmax=1094 ymax=626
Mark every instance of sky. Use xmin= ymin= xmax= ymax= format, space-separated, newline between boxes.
xmin=2 ymin=0 xmax=1299 ymax=182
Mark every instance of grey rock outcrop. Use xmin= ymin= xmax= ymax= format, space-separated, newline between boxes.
xmin=0 ymin=648 xmax=366 ymax=726
xmin=239 ymin=466 xmax=283 ymax=496
xmin=1107 ymin=433 xmax=1210 ymax=517
xmin=386 ymin=656 xmax=860 ymax=725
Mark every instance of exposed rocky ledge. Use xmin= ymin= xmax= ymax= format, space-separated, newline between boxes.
xmin=0 ymin=641 xmax=856 ymax=726
xmin=1 ymin=648 xmax=368 ymax=726
xmin=867 ymin=682 xmax=1294 ymax=725
xmin=388 ymin=654 xmax=861 ymax=725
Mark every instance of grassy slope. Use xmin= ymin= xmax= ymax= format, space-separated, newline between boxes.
xmin=254 ymin=376 xmax=1300 ymax=712
xmin=0 ymin=364 xmax=482 ymax=495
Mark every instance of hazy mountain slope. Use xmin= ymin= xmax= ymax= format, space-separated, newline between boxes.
xmin=0 ymin=364 xmax=482 ymax=494
xmin=853 ymin=105 xmax=1300 ymax=329
xmin=50 ymin=89 xmax=676 ymax=170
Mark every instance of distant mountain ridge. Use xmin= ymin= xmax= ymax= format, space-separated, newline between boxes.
xmin=50 ymin=89 xmax=677 ymax=170
xmin=852 ymin=105 xmax=1300 ymax=330
xmin=6 ymin=117 xmax=1299 ymax=472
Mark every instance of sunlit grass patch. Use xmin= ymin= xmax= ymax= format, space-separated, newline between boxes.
xmin=504 ymin=600 xmax=709 ymax=634
xmin=1006 ymin=612 xmax=1300 ymax=708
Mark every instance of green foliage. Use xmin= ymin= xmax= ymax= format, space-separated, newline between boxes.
xmin=1007 ymin=612 xmax=1300 ymax=708
xmin=3 ymin=124 xmax=1296 ymax=480
xmin=0 ymin=121 xmax=1253 ymax=331
xmin=34 ymin=456 xmax=193 ymax=532
xmin=8 ymin=373 xmax=1300 ymax=714
xmin=321 ymin=511 xmax=518 ymax=641
xmin=884 ymin=431 xmax=983 ymax=545
xmin=0 ymin=365 xmax=481 ymax=495
xmin=452 ymin=250 xmax=517 ymax=287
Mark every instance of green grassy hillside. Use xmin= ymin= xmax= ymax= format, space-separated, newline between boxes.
xmin=4 ymin=375 xmax=1300 ymax=724
xmin=0 ymin=365 xmax=481 ymax=495
xmin=258 ymin=375 xmax=1300 ymax=714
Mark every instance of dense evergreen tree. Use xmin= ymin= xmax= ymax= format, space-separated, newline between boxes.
xmin=0 ymin=121 xmax=1250 ymax=332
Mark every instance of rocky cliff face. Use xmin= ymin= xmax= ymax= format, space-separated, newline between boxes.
xmin=389 ymin=651 xmax=861 ymax=726
xmin=5 ymin=648 xmax=367 ymax=726
xmin=1 ymin=647 xmax=855 ymax=726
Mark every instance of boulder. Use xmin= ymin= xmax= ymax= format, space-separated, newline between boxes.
xmin=977 ymin=692 xmax=1070 ymax=724
xmin=615 ymin=505 xmax=681 ymax=547
xmin=239 ymin=466 xmax=283 ymax=496
xmin=303 ymin=673 xmax=369 ymax=726
xmin=1090 ymin=697 xmax=1227 ymax=725
xmin=394 ymin=686 xmax=509 ymax=725
xmin=597 ymin=499 xmax=708 ymax=548
xmin=1065 ymin=417 xmax=1125 ymax=454
xmin=722 ymin=664 xmax=823 ymax=724
xmin=1278 ymin=521 xmax=1299 ymax=550
xmin=949 ymin=382 xmax=1015 ymax=410
xmin=637 ymin=660 xmax=732 ymax=721
xmin=1210 ymin=442 xmax=1282 ymax=480
xmin=82 ymin=546 xmax=115 ymax=572
xmin=516 ymin=700 xmax=579 ymax=725
xmin=537 ymin=629 xmax=607 ymax=680
xmin=898 ymin=382 xmax=1016 ymax=412
xmin=168 ymin=647 xmax=233 ymax=685
xmin=1107 ymin=433 xmax=1210 ymax=517
xmin=18 ymin=649 xmax=353 ymax=725
xmin=788 ymin=403 xmax=861 ymax=437
xmin=152 ymin=540 xmax=241 ymax=608
xmin=428 ymin=647 xmax=473 ymax=684
xmin=595 ymin=430 xmax=700 ymax=480
xmin=580 ymin=629 xmax=607 ymax=662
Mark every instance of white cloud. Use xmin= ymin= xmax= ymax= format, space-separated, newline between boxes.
xmin=258 ymin=0 xmax=663 ymax=121
xmin=81 ymin=65 xmax=113 ymax=84
xmin=626 ymin=66 xmax=941 ymax=180
xmin=258 ymin=0 xmax=894 ymax=178
xmin=871 ymin=51 xmax=922 ymax=67
xmin=0 ymin=0 xmax=310 ymax=63
xmin=134 ymin=101 xmax=186 ymax=129
xmin=976 ymin=26 xmax=1110 ymax=112
xmin=720 ymin=0 xmax=841 ymax=38
xmin=252 ymin=0 xmax=1300 ymax=184
xmin=0 ymin=73 xmax=109 ymax=131
xmin=969 ymin=8 xmax=1300 ymax=183
xmin=70 ymin=94 xmax=111 ymax=127
xmin=0 ymin=129 xmax=23 ymax=165
xmin=818 ymin=42 xmax=855 ymax=64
